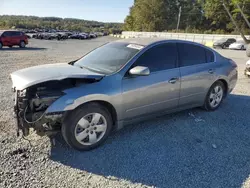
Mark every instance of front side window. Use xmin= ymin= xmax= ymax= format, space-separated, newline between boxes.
xmin=178 ymin=43 xmax=206 ymax=67
xmin=13 ymin=32 xmax=22 ymax=36
xmin=133 ymin=43 xmax=177 ymax=72
xmin=74 ymin=42 xmax=141 ymax=74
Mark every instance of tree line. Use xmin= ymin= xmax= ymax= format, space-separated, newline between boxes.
xmin=123 ymin=0 xmax=250 ymax=34
xmin=0 ymin=15 xmax=123 ymax=33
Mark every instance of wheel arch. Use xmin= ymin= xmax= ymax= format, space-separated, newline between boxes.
xmin=68 ymin=100 xmax=118 ymax=129
xmin=214 ymin=79 xmax=229 ymax=97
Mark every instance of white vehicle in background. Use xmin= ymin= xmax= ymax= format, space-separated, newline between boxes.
xmin=229 ymin=40 xmax=247 ymax=50
xmin=244 ymin=59 xmax=250 ymax=77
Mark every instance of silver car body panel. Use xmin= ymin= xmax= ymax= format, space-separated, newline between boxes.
xmin=11 ymin=39 xmax=238 ymax=130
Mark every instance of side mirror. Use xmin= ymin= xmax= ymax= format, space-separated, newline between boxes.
xmin=129 ymin=66 xmax=150 ymax=76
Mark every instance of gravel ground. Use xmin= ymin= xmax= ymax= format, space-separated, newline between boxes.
xmin=0 ymin=37 xmax=250 ymax=188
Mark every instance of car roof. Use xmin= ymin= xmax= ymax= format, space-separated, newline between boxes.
xmin=116 ymin=37 xmax=170 ymax=46
xmin=115 ymin=37 xmax=211 ymax=48
xmin=0 ymin=30 xmax=21 ymax=32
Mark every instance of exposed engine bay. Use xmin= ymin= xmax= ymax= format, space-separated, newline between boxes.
xmin=13 ymin=78 xmax=98 ymax=137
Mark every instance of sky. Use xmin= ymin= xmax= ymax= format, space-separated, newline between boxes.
xmin=0 ymin=0 xmax=134 ymax=23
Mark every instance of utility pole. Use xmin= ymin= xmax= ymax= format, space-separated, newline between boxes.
xmin=176 ymin=6 xmax=182 ymax=32
xmin=221 ymin=0 xmax=250 ymax=44
xmin=236 ymin=3 xmax=250 ymax=29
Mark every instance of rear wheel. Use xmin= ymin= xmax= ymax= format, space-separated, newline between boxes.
xmin=241 ymin=45 xmax=244 ymax=50
xmin=8 ymin=46 xmax=12 ymax=48
xmin=62 ymin=103 xmax=113 ymax=151
xmin=203 ymin=81 xmax=225 ymax=111
xmin=19 ymin=41 xmax=26 ymax=48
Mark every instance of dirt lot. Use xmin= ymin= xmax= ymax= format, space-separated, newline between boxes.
xmin=0 ymin=37 xmax=250 ymax=188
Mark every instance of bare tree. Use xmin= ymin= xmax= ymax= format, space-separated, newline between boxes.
xmin=221 ymin=0 xmax=250 ymax=44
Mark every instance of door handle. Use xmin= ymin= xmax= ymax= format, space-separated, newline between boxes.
xmin=168 ymin=78 xmax=178 ymax=84
xmin=208 ymin=69 xmax=215 ymax=74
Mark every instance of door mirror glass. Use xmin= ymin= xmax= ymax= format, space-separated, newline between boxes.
xmin=129 ymin=66 xmax=150 ymax=76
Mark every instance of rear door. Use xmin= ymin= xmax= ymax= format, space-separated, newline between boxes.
xmin=122 ymin=42 xmax=181 ymax=119
xmin=177 ymin=42 xmax=216 ymax=107
xmin=11 ymin=31 xmax=21 ymax=45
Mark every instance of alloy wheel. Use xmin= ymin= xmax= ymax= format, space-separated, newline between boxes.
xmin=20 ymin=41 xmax=25 ymax=48
xmin=74 ymin=113 xmax=107 ymax=146
xmin=209 ymin=85 xmax=223 ymax=108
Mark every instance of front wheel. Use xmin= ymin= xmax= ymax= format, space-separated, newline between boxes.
xmin=0 ymin=42 xmax=2 ymax=49
xmin=62 ymin=103 xmax=113 ymax=151
xmin=203 ymin=81 xmax=225 ymax=111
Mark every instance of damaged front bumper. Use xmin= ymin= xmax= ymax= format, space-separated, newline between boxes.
xmin=13 ymin=87 xmax=64 ymax=137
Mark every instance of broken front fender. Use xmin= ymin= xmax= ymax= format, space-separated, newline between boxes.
xmin=45 ymin=93 xmax=111 ymax=113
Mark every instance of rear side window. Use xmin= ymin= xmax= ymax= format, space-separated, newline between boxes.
xmin=178 ymin=43 xmax=206 ymax=67
xmin=205 ymin=49 xmax=215 ymax=62
xmin=12 ymin=31 xmax=22 ymax=36
xmin=134 ymin=43 xmax=177 ymax=72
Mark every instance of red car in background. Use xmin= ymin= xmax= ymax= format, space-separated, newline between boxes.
xmin=0 ymin=30 xmax=28 ymax=48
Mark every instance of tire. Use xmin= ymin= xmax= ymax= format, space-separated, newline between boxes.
xmin=19 ymin=41 xmax=26 ymax=48
xmin=203 ymin=81 xmax=226 ymax=111
xmin=62 ymin=103 xmax=113 ymax=151
xmin=222 ymin=44 xmax=226 ymax=49
xmin=0 ymin=42 xmax=2 ymax=49
xmin=8 ymin=46 xmax=12 ymax=48
xmin=241 ymin=45 xmax=244 ymax=50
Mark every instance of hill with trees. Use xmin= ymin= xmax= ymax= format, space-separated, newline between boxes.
xmin=123 ymin=0 xmax=250 ymax=34
xmin=0 ymin=15 xmax=123 ymax=33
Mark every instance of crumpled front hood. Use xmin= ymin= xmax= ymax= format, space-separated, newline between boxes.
xmin=10 ymin=63 xmax=104 ymax=90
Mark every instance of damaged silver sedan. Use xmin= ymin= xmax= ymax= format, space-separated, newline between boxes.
xmin=11 ymin=38 xmax=238 ymax=151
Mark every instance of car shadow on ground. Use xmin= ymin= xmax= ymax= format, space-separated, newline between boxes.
xmin=0 ymin=47 xmax=47 ymax=51
xmin=50 ymin=94 xmax=250 ymax=188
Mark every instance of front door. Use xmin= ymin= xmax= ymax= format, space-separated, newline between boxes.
xmin=122 ymin=42 xmax=180 ymax=120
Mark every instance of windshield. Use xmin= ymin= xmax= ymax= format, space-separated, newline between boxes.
xmin=74 ymin=42 xmax=142 ymax=74
xmin=217 ymin=38 xmax=227 ymax=42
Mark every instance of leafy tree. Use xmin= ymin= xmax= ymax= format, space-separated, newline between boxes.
xmin=0 ymin=15 xmax=122 ymax=33
xmin=124 ymin=0 xmax=250 ymax=34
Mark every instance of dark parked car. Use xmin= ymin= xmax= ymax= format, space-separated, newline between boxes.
xmin=11 ymin=38 xmax=238 ymax=151
xmin=213 ymin=38 xmax=236 ymax=49
xmin=0 ymin=30 xmax=28 ymax=48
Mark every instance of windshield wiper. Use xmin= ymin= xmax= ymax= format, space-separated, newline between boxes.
xmin=79 ymin=65 xmax=105 ymax=74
